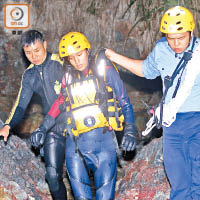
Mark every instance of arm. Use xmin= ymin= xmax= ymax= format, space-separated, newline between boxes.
xmin=36 ymin=79 xmax=66 ymax=133
xmin=0 ymin=125 xmax=10 ymax=142
xmin=96 ymin=48 xmax=134 ymax=123
xmin=105 ymin=48 xmax=144 ymax=77
xmin=106 ymin=65 xmax=134 ymax=124
xmin=105 ymin=63 xmax=137 ymax=151
xmin=47 ymin=75 xmax=67 ymax=120
xmin=30 ymin=75 xmax=67 ymax=148
xmin=0 ymin=71 xmax=34 ymax=141
xmin=30 ymin=92 xmax=65 ymax=148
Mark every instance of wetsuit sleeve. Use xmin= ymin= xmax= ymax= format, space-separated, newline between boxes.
xmin=37 ymin=75 xmax=67 ymax=132
xmin=105 ymin=62 xmax=135 ymax=125
xmin=5 ymin=71 xmax=34 ymax=128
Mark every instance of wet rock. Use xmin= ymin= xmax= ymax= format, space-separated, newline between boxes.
xmin=0 ymin=120 xmax=170 ymax=200
xmin=115 ymin=137 xmax=170 ymax=200
xmin=0 ymin=135 xmax=52 ymax=200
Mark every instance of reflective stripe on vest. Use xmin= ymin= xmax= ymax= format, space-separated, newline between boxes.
xmin=65 ymin=70 xmax=124 ymax=136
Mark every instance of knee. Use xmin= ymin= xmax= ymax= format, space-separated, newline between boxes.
xmin=94 ymin=169 xmax=116 ymax=200
xmin=45 ymin=166 xmax=60 ymax=192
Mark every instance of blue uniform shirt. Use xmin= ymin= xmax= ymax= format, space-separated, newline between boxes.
xmin=142 ymin=36 xmax=200 ymax=112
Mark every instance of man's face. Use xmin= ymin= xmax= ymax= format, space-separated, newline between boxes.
xmin=166 ymin=32 xmax=191 ymax=54
xmin=23 ymin=40 xmax=47 ymax=65
xmin=67 ymin=49 xmax=89 ymax=71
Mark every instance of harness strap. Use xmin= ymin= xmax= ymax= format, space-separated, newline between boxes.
xmin=157 ymin=37 xmax=197 ymax=129
xmin=67 ymin=125 xmax=91 ymax=186
xmin=107 ymin=110 xmax=123 ymax=117
xmin=107 ymin=91 xmax=113 ymax=99
xmin=112 ymin=91 xmax=120 ymax=128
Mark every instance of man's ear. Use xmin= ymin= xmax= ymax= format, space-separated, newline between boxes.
xmin=43 ymin=41 xmax=47 ymax=50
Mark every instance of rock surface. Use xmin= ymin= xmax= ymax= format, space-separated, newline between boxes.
xmin=115 ymin=138 xmax=170 ymax=200
xmin=0 ymin=135 xmax=52 ymax=200
xmin=0 ymin=117 xmax=170 ymax=199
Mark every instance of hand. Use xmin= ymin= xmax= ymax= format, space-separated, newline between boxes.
xmin=0 ymin=125 xmax=10 ymax=142
xmin=30 ymin=126 xmax=46 ymax=148
xmin=121 ymin=124 xmax=137 ymax=151
xmin=105 ymin=48 xmax=116 ymax=62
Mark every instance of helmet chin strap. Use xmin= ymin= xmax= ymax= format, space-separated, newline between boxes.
xmin=188 ymin=32 xmax=194 ymax=49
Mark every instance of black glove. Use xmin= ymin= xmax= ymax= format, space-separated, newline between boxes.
xmin=30 ymin=115 xmax=56 ymax=148
xmin=121 ymin=124 xmax=137 ymax=151
xmin=30 ymin=126 xmax=46 ymax=148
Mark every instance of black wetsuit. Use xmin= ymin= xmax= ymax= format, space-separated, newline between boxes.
xmin=5 ymin=52 xmax=67 ymax=200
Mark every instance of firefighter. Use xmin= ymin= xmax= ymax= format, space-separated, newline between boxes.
xmin=31 ymin=32 xmax=138 ymax=200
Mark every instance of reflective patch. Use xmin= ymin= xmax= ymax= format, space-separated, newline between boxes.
xmin=84 ymin=116 xmax=96 ymax=127
xmin=54 ymin=80 xmax=61 ymax=94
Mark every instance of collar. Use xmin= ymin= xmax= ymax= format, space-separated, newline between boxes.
xmin=82 ymin=66 xmax=90 ymax=76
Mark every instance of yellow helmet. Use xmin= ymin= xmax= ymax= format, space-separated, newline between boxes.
xmin=160 ymin=6 xmax=195 ymax=34
xmin=59 ymin=32 xmax=91 ymax=57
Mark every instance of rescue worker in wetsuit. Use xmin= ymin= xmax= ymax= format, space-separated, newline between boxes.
xmin=105 ymin=6 xmax=200 ymax=200
xmin=32 ymin=32 xmax=137 ymax=200
xmin=0 ymin=30 xmax=67 ymax=200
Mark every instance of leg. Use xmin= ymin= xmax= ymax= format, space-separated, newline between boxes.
xmin=94 ymin=151 xmax=117 ymax=200
xmin=66 ymin=129 xmax=117 ymax=200
xmin=44 ymin=132 xmax=67 ymax=200
xmin=66 ymin=150 xmax=93 ymax=200
xmin=163 ymin=126 xmax=192 ymax=200
xmin=189 ymin=132 xmax=200 ymax=199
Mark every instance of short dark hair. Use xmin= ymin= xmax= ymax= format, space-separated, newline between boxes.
xmin=21 ymin=30 xmax=44 ymax=48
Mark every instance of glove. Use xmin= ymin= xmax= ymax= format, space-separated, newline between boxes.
xmin=121 ymin=124 xmax=137 ymax=151
xmin=30 ymin=126 xmax=46 ymax=148
xmin=30 ymin=115 xmax=56 ymax=148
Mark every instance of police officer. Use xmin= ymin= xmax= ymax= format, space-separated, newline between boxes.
xmin=106 ymin=6 xmax=200 ymax=200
